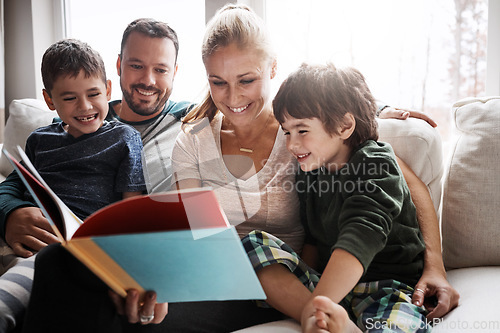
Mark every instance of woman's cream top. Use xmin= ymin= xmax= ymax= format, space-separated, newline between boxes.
xmin=172 ymin=114 xmax=305 ymax=253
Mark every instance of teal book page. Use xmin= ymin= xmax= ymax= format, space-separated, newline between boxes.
xmin=91 ymin=226 xmax=266 ymax=303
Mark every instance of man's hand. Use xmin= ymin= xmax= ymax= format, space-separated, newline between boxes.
xmin=379 ymin=107 xmax=438 ymax=128
xmin=412 ymin=268 xmax=460 ymax=320
xmin=109 ymin=289 xmax=168 ymax=325
xmin=5 ymin=207 xmax=59 ymax=257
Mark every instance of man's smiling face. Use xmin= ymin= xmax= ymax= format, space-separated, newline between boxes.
xmin=118 ymin=31 xmax=178 ymax=119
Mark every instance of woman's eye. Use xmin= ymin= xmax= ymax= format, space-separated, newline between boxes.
xmin=212 ymin=81 xmax=226 ymax=86
xmin=299 ymin=130 xmax=308 ymax=134
xmin=241 ymin=79 xmax=255 ymax=84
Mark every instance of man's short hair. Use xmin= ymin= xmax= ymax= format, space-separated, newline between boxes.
xmin=41 ymin=39 xmax=106 ymax=96
xmin=120 ymin=18 xmax=179 ymax=63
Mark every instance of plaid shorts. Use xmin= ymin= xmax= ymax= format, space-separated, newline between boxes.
xmin=242 ymin=230 xmax=431 ymax=333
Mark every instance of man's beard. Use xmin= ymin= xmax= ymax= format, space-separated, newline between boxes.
xmin=122 ymin=84 xmax=170 ymax=117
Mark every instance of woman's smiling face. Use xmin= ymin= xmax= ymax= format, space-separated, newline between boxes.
xmin=204 ymin=43 xmax=276 ymax=127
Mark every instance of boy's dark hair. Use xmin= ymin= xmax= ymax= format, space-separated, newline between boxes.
xmin=273 ymin=63 xmax=378 ymax=149
xmin=41 ymin=39 xmax=106 ymax=97
xmin=120 ymin=18 xmax=179 ymax=63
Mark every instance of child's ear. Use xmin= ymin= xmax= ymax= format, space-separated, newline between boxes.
xmin=42 ymin=89 xmax=56 ymax=111
xmin=339 ymin=113 xmax=356 ymax=139
xmin=106 ymin=80 xmax=112 ymax=101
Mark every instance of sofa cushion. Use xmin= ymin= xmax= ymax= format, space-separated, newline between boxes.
xmin=441 ymin=96 xmax=500 ymax=269
xmin=240 ymin=268 xmax=500 ymax=333
xmin=0 ymin=99 xmax=54 ymax=177
xmin=432 ymin=267 xmax=500 ymax=332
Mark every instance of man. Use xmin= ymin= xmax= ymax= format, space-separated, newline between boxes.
xmin=108 ymin=18 xmax=192 ymax=194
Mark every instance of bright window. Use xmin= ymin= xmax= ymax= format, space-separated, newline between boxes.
xmin=265 ymin=0 xmax=488 ymax=142
xmin=65 ymin=0 xmax=488 ymax=143
xmin=65 ymin=0 xmax=207 ymax=103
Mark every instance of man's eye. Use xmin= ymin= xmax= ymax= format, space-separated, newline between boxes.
xmin=299 ymin=130 xmax=308 ymax=134
xmin=130 ymin=64 xmax=142 ymax=70
xmin=63 ymin=97 xmax=76 ymax=101
xmin=89 ymin=93 xmax=101 ymax=98
xmin=156 ymin=68 xmax=167 ymax=74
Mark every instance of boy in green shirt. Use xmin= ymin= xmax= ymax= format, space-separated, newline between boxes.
xmin=243 ymin=63 xmax=428 ymax=332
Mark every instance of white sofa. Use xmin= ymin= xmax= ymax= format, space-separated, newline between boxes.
xmin=0 ymin=99 xmax=56 ymax=182
xmin=1 ymin=97 xmax=499 ymax=332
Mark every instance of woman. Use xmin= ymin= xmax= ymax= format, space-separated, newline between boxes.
xmin=171 ymin=2 xmax=457 ymax=329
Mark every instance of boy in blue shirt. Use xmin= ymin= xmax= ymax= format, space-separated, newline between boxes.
xmin=244 ymin=63 xmax=428 ymax=332
xmin=0 ymin=38 xmax=145 ymax=331
xmin=7 ymin=38 xmax=146 ymax=220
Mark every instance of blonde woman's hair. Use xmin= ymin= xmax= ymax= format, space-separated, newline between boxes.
xmin=183 ymin=3 xmax=275 ymax=124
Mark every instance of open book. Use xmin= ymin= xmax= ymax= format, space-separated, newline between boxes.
xmin=3 ymin=146 xmax=266 ymax=303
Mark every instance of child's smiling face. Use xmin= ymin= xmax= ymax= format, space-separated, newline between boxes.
xmin=43 ymin=71 xmax=111 ymax=138
xmin=281 ymin=115 xmax=352 ymax=172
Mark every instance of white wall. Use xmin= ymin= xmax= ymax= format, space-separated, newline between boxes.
xmin=4 ymin=0 xmax=62 ymax=120
xmin=31 ymin=0 xmax=65 ymax=96
xmin=4 ymin=0 xmax=38 ymax=118
xmin=206 ymin=0 xmax=265 ymax=23
xmin=205 ymin=0 xmax=227 ymax=23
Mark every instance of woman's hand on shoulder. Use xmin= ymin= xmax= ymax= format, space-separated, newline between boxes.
xmin=109 ymin=289 xmax=168 ymax=325
xmin=379 ymin=106 xmax=437 ymax=128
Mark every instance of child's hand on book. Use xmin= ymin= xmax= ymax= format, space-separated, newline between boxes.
xmin=5 ymin=206 xmax=60 ymax=257
xmin=109 ymin=289 xmax=168 ymax=325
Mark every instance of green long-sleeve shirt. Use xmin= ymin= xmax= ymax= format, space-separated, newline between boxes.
xmin=297 ymin=140 xmax=425 ymax=286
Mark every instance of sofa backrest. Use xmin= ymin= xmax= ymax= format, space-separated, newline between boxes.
xmin=377 ymin=118 xmax=443 ymax=213
xmin=0 ymin=98 xmax=444 ymax=215
xmin=441 ymin=96 xmax=500 ymax=269
xmin=0 ymin=99 xmax=54 ymax=177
